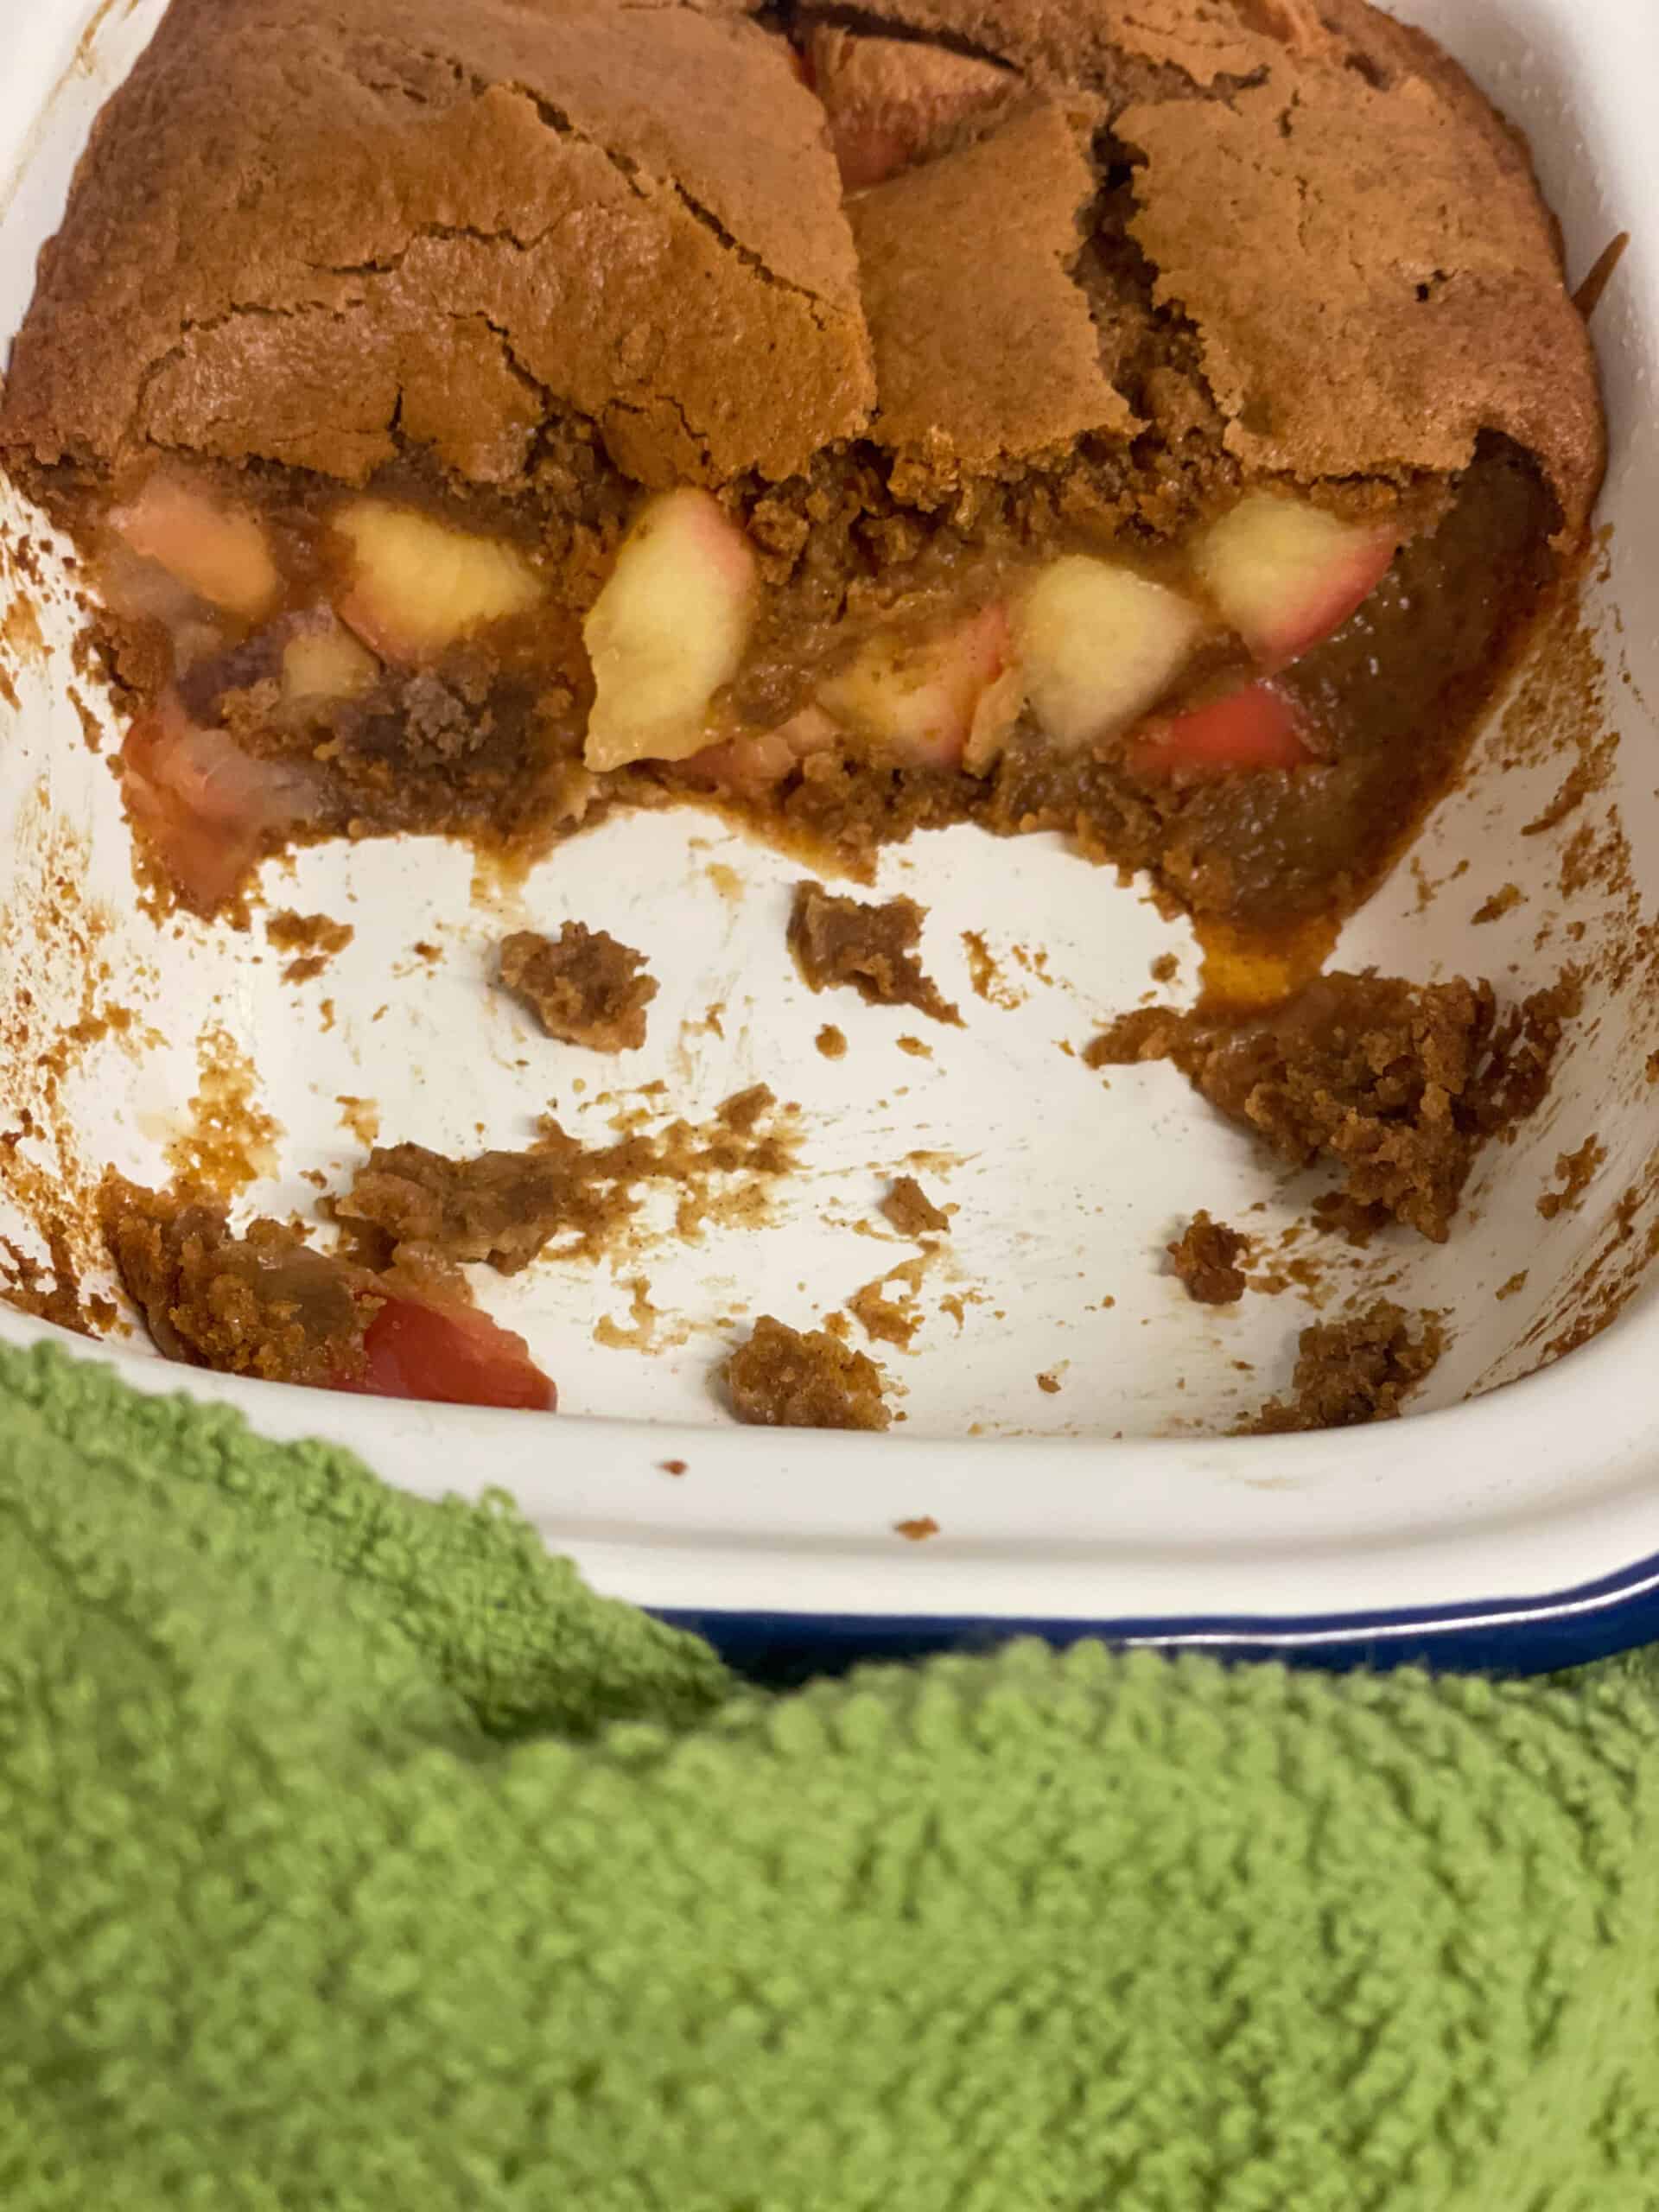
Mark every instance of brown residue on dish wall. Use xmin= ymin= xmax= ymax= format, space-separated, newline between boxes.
xmin=1573 ymin=232 xmax=1631 ymax=321
xmin=0 ymin=786 xmax=130 ymax=1337
xmin=1536 ymin=1135 xmax=1607 ymax=1220
xmin=335 ymin=1095 xmax=380 ymax=1147
xmin=894 ymin=1516 xmax=940 ymax=1541
xmin=961 ymin=930 xmax=1023 ymax=1010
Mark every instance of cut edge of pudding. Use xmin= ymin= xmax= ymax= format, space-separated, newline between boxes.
xmin=0 ymin=0 xmax=1604 ymax=933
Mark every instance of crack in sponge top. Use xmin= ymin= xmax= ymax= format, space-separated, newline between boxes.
xmin=0 ymin=0 xmax=1603 ymax=534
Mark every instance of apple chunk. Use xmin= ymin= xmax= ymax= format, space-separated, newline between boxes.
xmin=805 ymin=27 xmax=1014 ymax=191
xmin=122 ymin=691 xmax=323 ymax=909
xmin=110 ymin=471 xmax=281 ymax=622
xmin=280 ymin=618 xmax=379 ymax=707
xmin=334 ymin=499 xmax=543 ymax=663
xmin=582 ymin=489 xmax=760 ymax=772
xmin=338 ymin=1294 xmax=556 ymax=1413
xmin=1014 ymin=558 xmax=1206 ymax=753
xmin=683 ymin=704 xmax=841 ymax=796
xmin=1128 ymin=683 xmax=1313 ymax=781
xmin=818 ymin=605 xmax=1010 ymax=771
xmin=1192 ymin=493 xmax=1398 ymax=669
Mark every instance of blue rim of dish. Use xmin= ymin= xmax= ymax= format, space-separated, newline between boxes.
xmin=657 ymin=1548 xmax=1659 ymax=1681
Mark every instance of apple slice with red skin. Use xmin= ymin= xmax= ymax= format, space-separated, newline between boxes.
xmin=818 ymin=604 xmax=1011 ymax=771
xmin=1015 ymin=558 xmax=1207 ymax=753
xmin=109 ymin=470 xmax=282 ymax=622
xmin=683 ymin=704 xmax=841 ymax=796
xmin=1128 ymin=682 xmax=1313 ymax=781
xmin=334 ymin=499 xmax=543 ymax=664
xmin=583 ymin=489 xmax=760 ymax=772
xmin=804 ymin=27 xmax=1014 ymax=191
xmin=122 ymin=692 xmax=325 ymax=907
xmin=336 ymin=1294 xmax=556 ymax=1413
xmin=1192 ymin=493 xmax=1399 ymax=670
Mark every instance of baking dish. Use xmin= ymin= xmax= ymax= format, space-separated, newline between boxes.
xmin=2 ymin=0 xmax=1656 ymax=1669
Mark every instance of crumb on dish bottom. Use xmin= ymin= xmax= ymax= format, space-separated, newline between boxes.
xmin=1244 ymin=1302 xmax=1446 ymax=1433
xmin=724 ymin=1314 xmax=893 ymax=1432
xmin=1090 ymin=970 xmax=1579 ymax=1245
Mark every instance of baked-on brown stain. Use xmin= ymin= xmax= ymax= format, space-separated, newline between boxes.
xmin=1537 ymin=1135 xmax=1606 ymax=1221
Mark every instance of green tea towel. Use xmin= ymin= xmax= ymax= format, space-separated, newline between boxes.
xmin=2 ymin=1338 xmax=1656 ymax=2211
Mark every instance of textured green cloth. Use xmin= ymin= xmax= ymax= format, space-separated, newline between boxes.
xmin=3 ymin=1338 xmax=1658 ymax=2209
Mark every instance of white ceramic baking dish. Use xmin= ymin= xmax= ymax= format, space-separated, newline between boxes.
xmin=2 ymin=0 xmax=1656 ymax=1670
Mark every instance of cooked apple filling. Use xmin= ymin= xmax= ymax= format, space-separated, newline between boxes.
xmin=86 ymin=448 xmax=1529 ymax=921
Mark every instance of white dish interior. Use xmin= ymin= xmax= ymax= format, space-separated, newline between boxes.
xmin=2 ymin=0 xmax=1657 ymax=1627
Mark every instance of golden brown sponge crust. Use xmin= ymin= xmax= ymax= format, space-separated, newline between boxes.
xmin=0 ymin=0 xmax=1603 ymax=534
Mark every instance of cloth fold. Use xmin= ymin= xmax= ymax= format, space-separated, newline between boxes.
xmin=1 ymin=1338 xmax=1656 ymax=2209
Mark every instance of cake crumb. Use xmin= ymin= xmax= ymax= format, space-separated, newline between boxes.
xmin=849 ymin=1279 xmax=919 ymax=1350
xmin=1150 ymin=951 xmax=1179 ymax=983
xmin=791 ymin=883 xmax=960 ymax=1025
xmin=816 ymin=1023 xmax=848 ymax=1059
xmin=660 ymin=1459 xmax=688 ymax=1476
xmin=880 ymin=1174 xmax=950 ymax=1238
xmin=499 ymin=923 xmax=658 ymax=1052
xmin=1167 ymin=1211 xmax=1249 ymax=1305
xmin=1537 ymin=1135 xmax=1606 ymax=1220
xmin=1036 ymin=1370 xmax=1062 ymax=1395
xmin=896 ymin=1033 xmax=931 ymax=1059
xmin=1245 ymin=1302 xmax=1445 ymax=1434
xmin=1086 ymin=972 xmax=1576 ymax=1245
xmin=725 ymin=1314 xmax=891 ymax=1431
xmin=264 ymin=909 xmax=353 ymax=984
xmin=894 ymin=1516 xmax=940 ymax=1542
xmin=1496 ymin=1271 xmax=1529 ymax=1300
